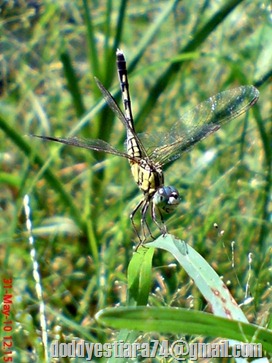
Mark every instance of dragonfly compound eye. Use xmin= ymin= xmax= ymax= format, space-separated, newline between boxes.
xmin=169 ymin=191 xmax=180 ymax=205
xmin=153 ymin=186 xmax=180 ymax=213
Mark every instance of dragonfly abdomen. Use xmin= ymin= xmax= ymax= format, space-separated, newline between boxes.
xmin=126 ymin=135 xmax=142 ymax=159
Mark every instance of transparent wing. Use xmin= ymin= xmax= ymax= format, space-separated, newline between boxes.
xmin=32 ymin=135 xmax=136 ymax=161
xmin=95 ymin=77 xmax=148 ymax=158
xmin=32 ymin=77 xmax=150 ymax=163
xmin=141 ymin=85 xmax=259 ymax=166
xmin=95 ymin=77 xmax=129 ymax=129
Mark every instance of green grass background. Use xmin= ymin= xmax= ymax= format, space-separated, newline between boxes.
xmin=0 ymin=0 xmax=271 ymax=361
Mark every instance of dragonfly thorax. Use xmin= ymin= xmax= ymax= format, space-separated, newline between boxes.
xmin=130 ymin=157 xmax=164 ymax=197
xmin=153 ymin=186 xmax=180 ymax=214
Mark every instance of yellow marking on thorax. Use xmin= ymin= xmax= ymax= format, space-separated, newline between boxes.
xmin=130 ymin=160 xmax=164 ymax=196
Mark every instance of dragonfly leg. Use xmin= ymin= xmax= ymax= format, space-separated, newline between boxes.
xmin=140 ymin=199 xmax=156 ymax=241
xmin=143 ymin=220 xmax=155 ymax=240
xmin=131 ymin=197 xmax=157 ymax=250
xmin=151 ymin=202 xmax=168 ymax=236
xmin=134 ymin=200 xmax=150 ymax=251
xmin=130 ymin=199 xmax=144 ymax=243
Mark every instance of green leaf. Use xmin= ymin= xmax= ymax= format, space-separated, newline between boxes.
xmin=127 ymin=246 xmax=154 ymax=306
xmin=96 ymin=306 xmax=272 ymax=354
xmin=146 ymin=234 xmax=247 ymax=321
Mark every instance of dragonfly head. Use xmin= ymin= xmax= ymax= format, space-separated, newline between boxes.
xmin=153 ymin=186 xmax=180 ymax=214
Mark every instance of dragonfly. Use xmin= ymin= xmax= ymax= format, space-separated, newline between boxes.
xmin=33 ymin=49 xmax=259 ymax=245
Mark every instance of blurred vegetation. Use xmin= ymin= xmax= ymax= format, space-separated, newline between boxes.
xmin=0 ymin=0 xmax=271 ymax=361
